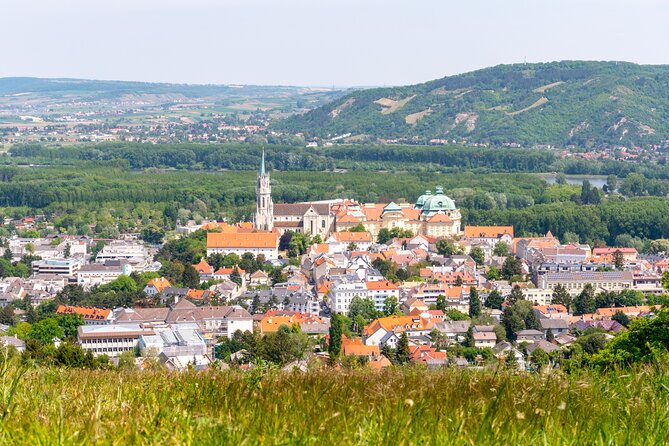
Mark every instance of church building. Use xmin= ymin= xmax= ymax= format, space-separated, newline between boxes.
xmin=252 ymin=153 xmax=461 ymax=241
xmin=253 ymin=151 xmax=337 ymax=239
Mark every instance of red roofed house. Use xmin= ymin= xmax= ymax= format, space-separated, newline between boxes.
xmin=592 ymin=247 xmax=638 ymax=262
xmin=56 ymin=305 xmax=113 ymax=325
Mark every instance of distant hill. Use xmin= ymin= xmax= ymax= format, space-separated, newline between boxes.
xmin=0 ymin=77 xmax=335 ymax=99
xmin=0 ymin=77 xmax=344 ymax=115
xmin=272 ymin=61 xmax=669 ymax=147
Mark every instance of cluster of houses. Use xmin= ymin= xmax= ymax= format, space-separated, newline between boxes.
xmin=0 ymin=236 xmax=161 ymax=307
xmin=1 ymin=198 xmax=668 ymax=371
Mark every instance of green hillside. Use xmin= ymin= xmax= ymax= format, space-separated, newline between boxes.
xmin=272 ymin=61 xmax=669 ymax=147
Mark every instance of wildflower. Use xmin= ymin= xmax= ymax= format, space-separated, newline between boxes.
xmin=557 ymin=401 xmax=567 ymax=411
xmin=516 ymin=411 xmax=525 ymax=420
xmin=404 ymin=399 xmax=414 ymax=408
xmin=534 ymin=408 xmax=545 ymax=416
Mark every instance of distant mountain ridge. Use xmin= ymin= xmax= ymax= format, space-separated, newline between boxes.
xmin=0 ymin=76 xmax=326 ymax=99
xmin=272 ymin=61 xmax=669 ymax=147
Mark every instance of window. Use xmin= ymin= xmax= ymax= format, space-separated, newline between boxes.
xmin=322 ymin=220 xmax=325 ymax=228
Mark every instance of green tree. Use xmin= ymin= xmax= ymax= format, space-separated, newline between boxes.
xmin=102 ymin=275 xmax=138 ymax=293
xmin=436 ymin=239 xmax=460 ymax=256
xmin=574 ymin=284 xmax=596 ymax=315
xmin=468 ymin=288 xmax=481 ymax=318
xmin=486 ymin=265 xmax=501 ymax=281
xmin=435 ymin=295 xmax=446 ymax=312
xmin=531 ymin=348 xmax=550 ymax=369
xmin=508 ymin=285 xmax=525 ymax=305
xmin=606 ymin=174 xmax=618 ymax=192
xmin=30 ymin=318 xmax=65 ymax=345
xmin=383 ymin=296 xmax=399 ymax=316
xmin=612 ymin=310 xmax=630 ymax=327
xmin=2 ymin=248 xmax=12 ymax=261
xmin=229 ymin=268 xmax=243 ymax=286
xmin=377 ymin=228 xmax=392 ymax=245
xmin=0 ymin=305 xmax=15 ymax=325
xmin=502 ymin=256 xmax=522 ymax=280
xmin=493 ymin=241 xmax=509 ymax=257
xmin=346 ymin=242 xmax=358 ymax=252
xmin=56 ymin=314 xmax=84 ymax=339
xmin=328 ymin=313 xmax=342 ymax=358
xmin=551 ymin=284 xmax=572 ymax=312
xmin=470 ymin=247 xmax=485 ymax=266
xmin=501 ymin=299 xmax=534 ymax=341
xmin=395 ymin=332 xmax=410 ymax=365
xmin=612 ymin=250 xmax=625 ymax=270
xmin=524 ymin=308 xmax=541 ymax=330
xmin=63 ymin=244 xmax=71 ymax=258
xmin=182 ymin=264 xmax=200 ymax=288
xmin=348 ymin=296 xmax=378 ymax=322
xmin=484 ymin=290 xmax=504 ymax=310
xmin=222 ymin=253 xmax=241 ymax=268
xmin=348 ymin=223 xmax=367 ymax=232
xmin=445 ymin=308 xmax=469 ymax=321
xmin=250 ymin=294 xmax=261 ymax=314
xmin=140 ymin=225 xmax=165 ymax=245
xmin=9 ymin=321 xmax=32 ymax=340
xmin=117 ymin=350 xmax=137 ymax=370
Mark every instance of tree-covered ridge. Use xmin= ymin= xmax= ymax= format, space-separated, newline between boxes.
xmin=273 ymin=61 xmax=669 ymax=147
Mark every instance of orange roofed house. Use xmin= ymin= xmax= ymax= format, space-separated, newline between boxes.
xmin=464 ymin=226 xmax=514 ymax=253
xmin=362 ymin=315 xmax=436 ymax=348
xmin=144 ymin=277 xmax=171 ymax=296
xmin=207 ymin=231 xmax=279 ymax=260
xmin=325 ymin=231 xmax=373 ymax=253
xmin=56 ymin=305 xmax=113 ymax=325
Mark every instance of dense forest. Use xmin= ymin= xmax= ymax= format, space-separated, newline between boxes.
xmin=0 ymin=145 xmax=669 ymax=247
xmin=272 ymin=61 xmax=669 ymax=147
xmin=8 ymin=143 xmax=669 ymax=179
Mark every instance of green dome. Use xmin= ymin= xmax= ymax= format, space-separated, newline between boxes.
xmin=421 ymin=186 xmax=456 ymax=212
xmin=415 ymin=190 xmax=432 ymax=209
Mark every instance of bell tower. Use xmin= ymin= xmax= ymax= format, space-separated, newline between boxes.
xmin=254 ymin=150 xmax=273 ymax=231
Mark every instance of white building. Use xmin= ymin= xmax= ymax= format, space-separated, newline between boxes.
xmin=77 ymin=324 xmax=155 ymax=357
xmin=206 ymin=232 xmax=278 ymax=260
xmin=31 ymin=258 xmax=82 ymax=276
xmin=77 ymin=260 xmax=132 ymax=288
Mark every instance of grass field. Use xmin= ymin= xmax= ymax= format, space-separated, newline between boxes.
xmin=1 ymin=359 xmax=668 ymax=445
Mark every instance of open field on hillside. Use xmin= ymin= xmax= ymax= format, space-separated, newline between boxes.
xmin=0 ymin=361 xmax=667 ymax=445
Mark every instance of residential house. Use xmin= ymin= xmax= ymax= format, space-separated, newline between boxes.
xmin=515 ymin=329 xmax=545 ymax=344
xmin=144 ymin=277 xmax=172 ymax=296
xmin=326 ymin=231 xmax=373 ymax=253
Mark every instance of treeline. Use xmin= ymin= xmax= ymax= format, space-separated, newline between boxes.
xmin=8 ymin=143 xmax=669 ymax=182
xmin=463 ymin=197 xmax=669 ymax=246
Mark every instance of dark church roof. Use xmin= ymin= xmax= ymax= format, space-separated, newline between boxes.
xmin=273 ymin=203 xmax=331 ymax=216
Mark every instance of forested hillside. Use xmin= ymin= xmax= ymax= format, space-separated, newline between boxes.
xmin=273 ymin=61 xmax=669 ymax=147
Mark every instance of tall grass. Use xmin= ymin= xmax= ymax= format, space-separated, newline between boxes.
xmin=0 ymin=360 xmax=668 ymax=445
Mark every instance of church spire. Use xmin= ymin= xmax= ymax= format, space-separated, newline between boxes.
xmin=259 ymin=149 xmax=266 ymax=176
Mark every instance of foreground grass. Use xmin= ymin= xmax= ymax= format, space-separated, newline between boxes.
xmin=1 ymin=363 xmax=669 ymax=445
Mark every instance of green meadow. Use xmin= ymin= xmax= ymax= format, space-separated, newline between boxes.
xmin=1 ymin=360 xmax=667 ymax=445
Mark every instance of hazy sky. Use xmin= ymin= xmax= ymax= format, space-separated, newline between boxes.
xmin=3 ymin=0 xmax=668 ymax=86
